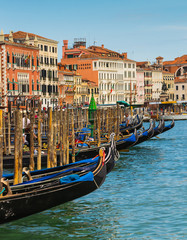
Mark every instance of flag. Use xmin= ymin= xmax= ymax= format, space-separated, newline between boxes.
xmin=110 ymin=84 xmax=114 ymax=93
xmin=25 ymin=55 xmax=30 ymax=65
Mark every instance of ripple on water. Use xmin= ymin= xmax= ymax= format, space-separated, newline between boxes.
xmin=0 ymin=121 xmax=187 ymax=239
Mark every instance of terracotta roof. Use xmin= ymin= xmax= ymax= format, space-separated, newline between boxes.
xmin=64 ymin=45 xmax=135 ymax=62
xmin=156 ymin=56 xmax=163 ymax=59
xmin=174 ymin=78 xmax=187 ymax=83
xmin=136 ymin=61 xmax=150 ymax=67
xmin=162 ymin=70 xmax=174 ymax=74
xmin=0 ymin=40 xmax=39 ymax=50
xmin=163 ymin=55 xmax=187 ymax=66
xmin=4 ymin=31 xmax=57 ymax=42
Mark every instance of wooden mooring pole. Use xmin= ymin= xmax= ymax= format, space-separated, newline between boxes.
xmin=47 ymin=107 xmax=53 ymax=168
xmin=29 ymin=109 xmax=35 ymax=171
xmin=37 ymin=102 xmax=42 ymax=170
xmin=71 ymin=109 xmax=75 ymax=163
xmin=14 ymin=110 xmax=22 ymax=185
xmin=0 ymin=110 xmax=3 ymax=194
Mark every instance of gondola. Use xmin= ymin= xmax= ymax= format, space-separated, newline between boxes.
xmin=3 ymin=133 xmax=119 ymax=169
xmin=120 ymin=115 xmax=143 ymax=135
xmin=151 ymin=119 xmax=165 ymax=138
xmin=116 ymin=129 xmax=138 ymax=151
xmin=0 ymin=149 xmax=108 ymax=224
xmin=134 ymin=120 xmax=154 ymax=146
xmin=3 ymin=134 xmax=118 ymax=183
xmin=162 ymin=119 xmax=175 ymax=133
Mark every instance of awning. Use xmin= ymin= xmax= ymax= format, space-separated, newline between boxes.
xmin=117 ymin=101 xmax=130 ymax=107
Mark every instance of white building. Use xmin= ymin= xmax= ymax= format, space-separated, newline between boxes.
xmin=95 ymin=59 xmax=136 ymax=104
xmin=152 ymin=70 xmax=163 ymax=100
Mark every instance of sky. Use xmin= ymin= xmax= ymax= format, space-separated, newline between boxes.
xmin=1 ymin=0 xmax=187 ymax=63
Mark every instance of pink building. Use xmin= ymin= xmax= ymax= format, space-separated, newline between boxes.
xmin=136 ymin=68 xmax=144 ymax=104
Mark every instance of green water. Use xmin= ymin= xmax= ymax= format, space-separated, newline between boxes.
xmin=0 ymin=121 xmax=186 ymax=239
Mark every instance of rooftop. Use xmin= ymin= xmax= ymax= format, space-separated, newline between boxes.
xmin=4 ymin=31 xmax=58 ymax=43
xmin=164 ymin=55 xmax=187 ymax=66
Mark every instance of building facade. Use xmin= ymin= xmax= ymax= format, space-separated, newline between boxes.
xmin=163 ymin=71 xmax=174 ymax=101
xmin=58 ymin=65 xmax=75 ymax=105
xmin=0 ymin=30 xmax=40 ymax=108
xmin=174 ymin=79 xmax=187 ymax=101
xmin=152 ymin=70 xmax=163 ymax=100
xmin=4 ymin=31 xmax=59 ymax=109
xmin=136 ymin=68 xmax=144 ymax=104
xmin=60 ymin=39 xmax=136 ymax=105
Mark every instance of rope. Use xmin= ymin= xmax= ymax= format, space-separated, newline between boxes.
xmin=0 ymin=187 xmax=5 ymax=195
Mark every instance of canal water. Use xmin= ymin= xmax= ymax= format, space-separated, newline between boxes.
xmin=0 ymin=121 xmax=186 ymax=239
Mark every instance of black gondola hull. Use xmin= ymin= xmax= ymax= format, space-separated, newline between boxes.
xmin=0 ymin=161 xmax=107 ymax=224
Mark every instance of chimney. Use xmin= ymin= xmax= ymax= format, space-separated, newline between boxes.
xmin=122 ymin=52 xmax=127 ymax=59
xmin=63 ymin=40 xmax=68 ymax=50
xmin=0 ymin=29 xmax=4 ymax=42
xmin=25 ymin=33 xmax=30 ymax=45
xmin=34 ymin=35 xmax=38 ymax=46
xmin=101 ymin=44 xmax=104 ymax=49
xmin=9 ymin=31 xmax=13 ymax=42
xmin=62 ymin=40 xmax=68 ymax=59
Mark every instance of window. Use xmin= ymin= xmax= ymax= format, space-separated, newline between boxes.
xmin=182 ymin=85 xmax=185 ymax=90
xmin=52 ymin=47 xmax=54 ymax=53
xmin=132 ymin=64 xmax=135 ymax=68
xmin=41 ymin=45 xmax=43 ymax=51
xmin=176 ymin=86 xmax=178 ymax=90
xmin=32 ymin=80 xmax=34 ymax=91
xmin=128 ymin=71 xmax=131 ymax=78
xmin=176 ymin=95 xmax=178 ymax=100
xmin=94 ymin=62 xmax=97 ymax=68
xmin=128 ymin=63 xmax=131 ymax=68
xmin=124 ymin=63 xmax=126 ymax=68
xmin=182 ymin=94 xmax=185 ymax=100
xmin=7 ymin=80 xmax=9 ymax=91
xmin=7 ymin=52 xmax=10 ymax=63
xmin=44 ymin=45 xmax=48 ymax=51
xmin=49 ymin=46 xmax=51 ymax=52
